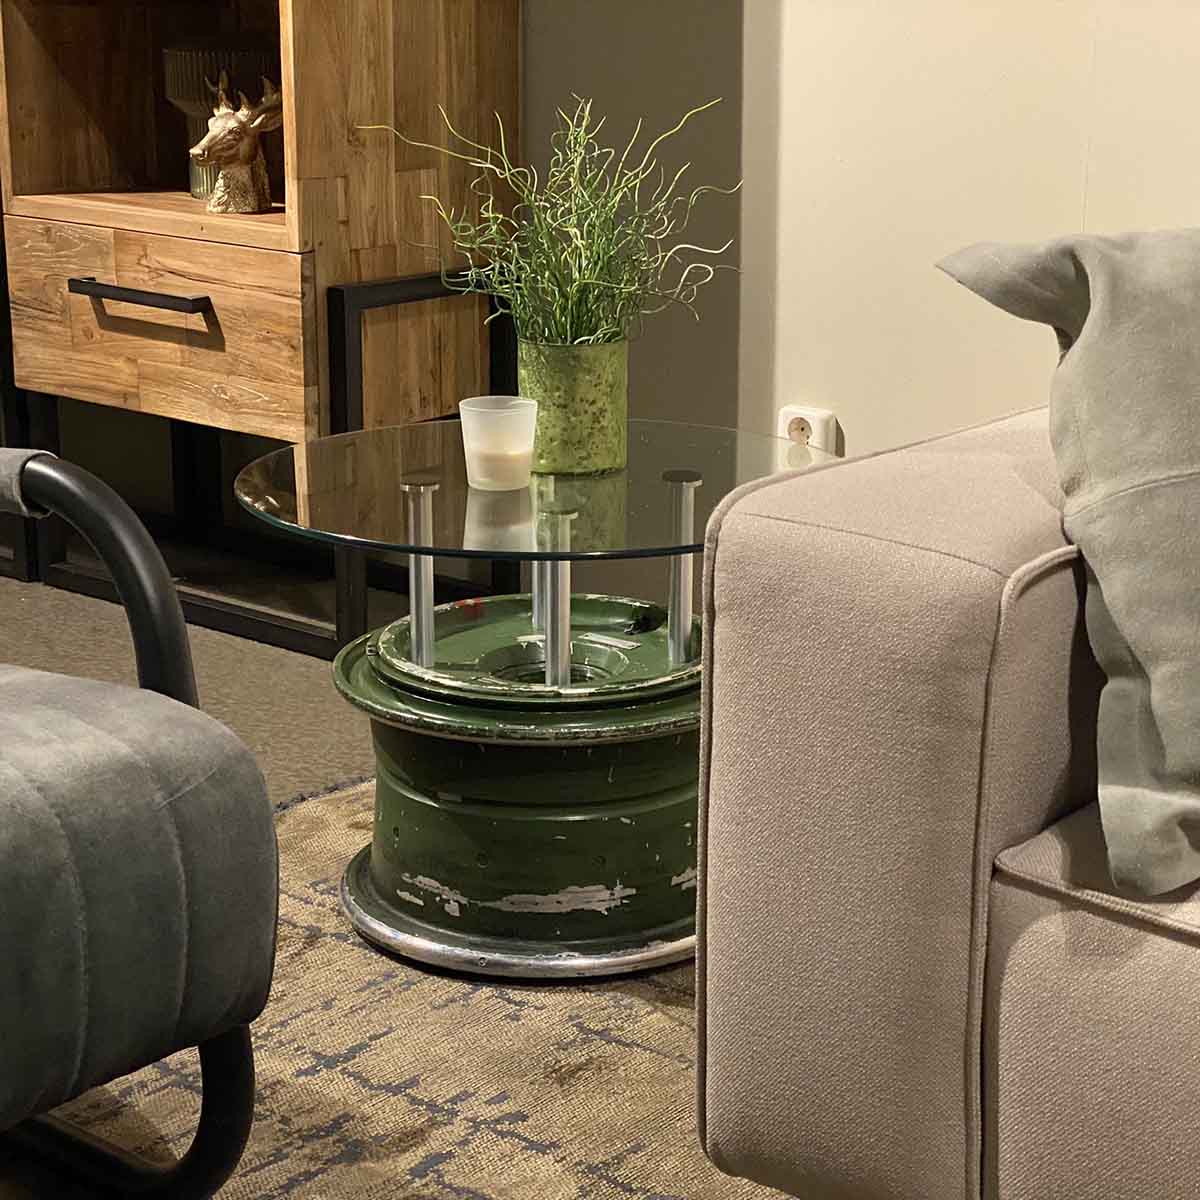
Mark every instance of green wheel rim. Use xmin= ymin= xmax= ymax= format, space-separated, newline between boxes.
xmin=370 ymin=593 xmax=699 ymax=708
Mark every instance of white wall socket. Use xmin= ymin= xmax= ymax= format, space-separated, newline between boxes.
xmin=777 ymin=404 xmax=840 ymax=455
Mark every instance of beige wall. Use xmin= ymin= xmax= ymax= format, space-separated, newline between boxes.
xmin=521 ymin=0 xmax=743 ymax=430
xmin=740 ymin=0 xmax=1200 ymax=455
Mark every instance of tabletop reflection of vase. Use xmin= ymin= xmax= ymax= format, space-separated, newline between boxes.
xmin=164 ymin=39 xmax=280 ymax=200
xmin=531 ymin=470 xmax=627 ymax=553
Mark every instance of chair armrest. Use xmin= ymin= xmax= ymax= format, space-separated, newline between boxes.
xmin=698 ymin=410 xmax=1103 ymax=1200
xmin=4 ymin=450 xmax=197 ymax=706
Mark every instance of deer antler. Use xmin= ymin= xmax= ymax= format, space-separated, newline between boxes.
xmin=206 ymin=69 xmax=234 ymax=115
xmin=246 ymin=77 xmax=283 ymax=132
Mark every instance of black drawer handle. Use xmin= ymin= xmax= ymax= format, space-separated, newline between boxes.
xmin=68 ymin=276 xmax=213 ymax=315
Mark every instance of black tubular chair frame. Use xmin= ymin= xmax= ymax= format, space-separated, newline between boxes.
xmin=3 ymin=454 xmax=256 ymax=1199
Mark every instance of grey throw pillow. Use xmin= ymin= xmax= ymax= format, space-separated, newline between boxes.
xmin=939 ymin=231 xmax=1200 ymax=896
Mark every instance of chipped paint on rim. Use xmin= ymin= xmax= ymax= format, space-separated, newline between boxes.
xmin=343 ymin=851 xmax=695 ymax=979
xmin=402 ymin=873 xmax=637 ymax=917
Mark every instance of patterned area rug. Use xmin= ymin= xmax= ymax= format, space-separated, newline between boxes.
xmin=1 ymin=780 xmax=783 ymax=1200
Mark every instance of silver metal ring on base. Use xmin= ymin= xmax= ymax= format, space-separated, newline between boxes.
xmin=340 ymin=846 xmax=695 ymax=979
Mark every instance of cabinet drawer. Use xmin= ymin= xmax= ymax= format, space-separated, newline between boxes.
xmin=4 ymin=216 xmax=317 ymax=441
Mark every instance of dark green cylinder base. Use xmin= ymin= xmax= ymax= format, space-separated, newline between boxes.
xmin=334 ymin=595 xmax=702 ymax=979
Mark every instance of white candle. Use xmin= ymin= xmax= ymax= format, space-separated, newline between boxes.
xmin=467 ymin=447 xmax=534 ymax=491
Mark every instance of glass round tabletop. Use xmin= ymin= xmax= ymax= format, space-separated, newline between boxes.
xmin=234 ymin=418 xmax=832 ymax=561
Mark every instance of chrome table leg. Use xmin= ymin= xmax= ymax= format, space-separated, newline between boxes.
xmin=663 ymin=469 xmax=703 ymax=666
xmin=537 ymin=501 xmax=577 ymax=687
xmin=401 ymin=479 xmax=438 ymax=667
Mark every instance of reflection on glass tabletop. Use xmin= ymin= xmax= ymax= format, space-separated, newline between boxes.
xmin=235 ymin=418 xmax=834 ymax=561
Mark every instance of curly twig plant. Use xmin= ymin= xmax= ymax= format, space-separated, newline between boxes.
xmin=361 ymin=96 xmax=739 ymax=345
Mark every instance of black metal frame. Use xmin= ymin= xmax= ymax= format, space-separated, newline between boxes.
xmin=0 ymin=212 xmax=37 ymax=582
xmin=9 ymin=1027 xmax=254 ymax=1200
xmin=327 ymin=272 xmax=517 ymax=434
xmin=3 ymin=454 xmax=256 ymax=1199
xmin=68 ymin=275 xmax=213 ymax=314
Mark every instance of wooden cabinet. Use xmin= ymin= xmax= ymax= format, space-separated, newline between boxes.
xmin=0 ymin=0 xmax=518 ymax=440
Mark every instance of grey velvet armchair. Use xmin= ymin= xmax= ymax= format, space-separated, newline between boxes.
xmin=0 ymin=448 xmax=278 ymax=1198
xmin=698 ymin=410 xmax=1200 ymax=1200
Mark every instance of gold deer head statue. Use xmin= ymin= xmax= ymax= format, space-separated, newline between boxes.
xmin=189 ymin=72 xmax=283 ymax=214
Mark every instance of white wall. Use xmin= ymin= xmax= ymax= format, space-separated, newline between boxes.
xmin=741 ymin=0 xmax=1200 ymax=455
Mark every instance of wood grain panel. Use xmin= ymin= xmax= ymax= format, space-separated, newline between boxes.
xmin=12 ymin=337 xmax=139 ymax=408
xmin=113 ymin=230 xmax=311 ymax=387
xmin=433 ymin=0 xmax=483 ymax=261
xmin=285 ymin=0 xmax=353 ymax=187
xmin=391 ymin=0 xmax=520 ymax=261
xmin=139 ymin=362 xmax=311 ymax=441
xmin=68 ymin=290 xmax=189 ymax=365
xmin=285 ymin=0 xmax=515 ymax=428
xmin=347 ymin=0 xmax=395 ymax=251
xmin=298 ymin=251 xmax=319 ymax=425
xmin=0 ymin=0 xmax=145 ymax=197
xmin=0 ymin=3 xmax=52 ymax=196
xmin=394 ymin=166 xmax=440 ymax=276
xmin=6 ymin=192 xmax=292 ymax=252
xmin=5 ymin=214 xmax=316 ymax=439
xmin=295 ymin=173 xmax=350 ymax=434
xmin=392 ymin=0 xmax=445 ymax=172
xmin=353 ymin=241 xmax=403 ymax=426
xmin=278 ymin=0 xmax=303 ymax=252
xmin=112 ymin=227 xmax=306 ymax=298
xmin=363 ymin=291 xmax=486 ymax=428
xmin=5 ymin=216 xmax=113 ymax=333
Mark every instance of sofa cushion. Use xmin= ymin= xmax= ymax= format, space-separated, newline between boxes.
xmin=996 ymin=801 xmax=1200 ymax=942
xmin=941 ymin=232 xmax=1200 ymax=896
xmin=987 ymin=805 xmax=1200 ymax=1200
xmin=0 ymin=665 xmax=278 ymax=1131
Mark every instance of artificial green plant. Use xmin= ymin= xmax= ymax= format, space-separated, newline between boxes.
xmin=362 ymin=97 xmax=739 ymax=346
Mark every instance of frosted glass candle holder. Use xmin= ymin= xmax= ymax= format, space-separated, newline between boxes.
xmin=459 ymin=396 xmax=538 ymax=491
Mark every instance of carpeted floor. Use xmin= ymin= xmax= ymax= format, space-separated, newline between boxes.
xmin=1 ymin=780 xmax=783 ymax=1200
xmin=0 ymin=578 xmax=374 ymax=803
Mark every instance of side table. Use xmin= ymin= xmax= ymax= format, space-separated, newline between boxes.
xmin=236 ymin=419 xmax=830 ymax=977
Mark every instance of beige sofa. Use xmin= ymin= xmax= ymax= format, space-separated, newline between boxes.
xmin=698 ymin=410 xmax=1200 ymax=1200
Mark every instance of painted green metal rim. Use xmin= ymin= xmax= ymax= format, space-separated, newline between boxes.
xmin=371 ymin=593 xmax=699 ymax=708
xmin=333 ymin=634 xmax=701 ymax=745
xmin=341 ymin=845 xmax=695 ymax=978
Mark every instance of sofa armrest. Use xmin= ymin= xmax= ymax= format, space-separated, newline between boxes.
xmin=698 ymin=409 xmax=1103 ymax=1200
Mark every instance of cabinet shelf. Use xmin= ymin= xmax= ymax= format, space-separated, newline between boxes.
xmin=6 ymin=191 xmax=290 ymax=252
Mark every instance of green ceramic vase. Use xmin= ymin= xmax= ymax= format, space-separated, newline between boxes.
xmin=518 ymin=339 xmax=629 ymax=474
